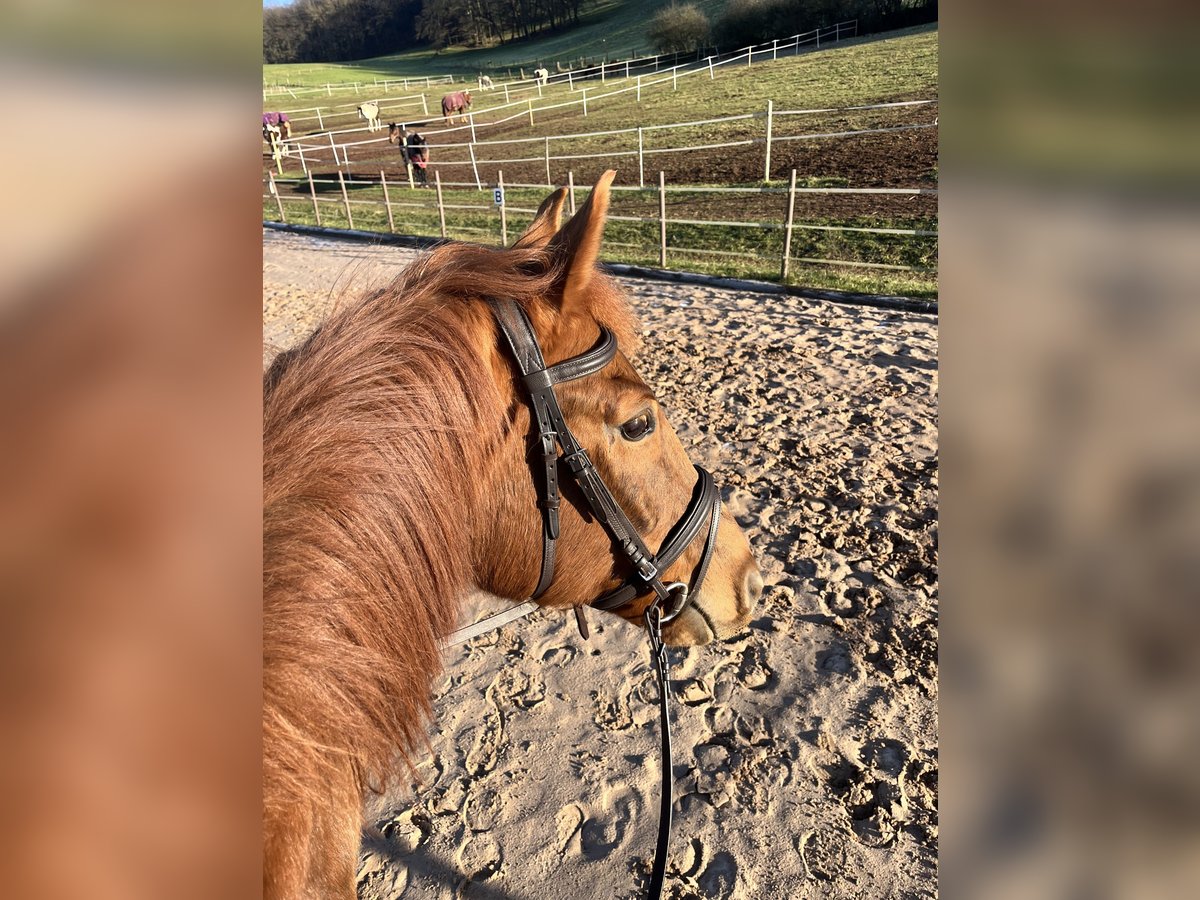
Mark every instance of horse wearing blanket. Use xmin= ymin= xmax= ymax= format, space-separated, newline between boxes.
xmin=262 ymin=112 xmax=291 ymax=158
xmin=440 ymin=90 xmax=472 ymax=124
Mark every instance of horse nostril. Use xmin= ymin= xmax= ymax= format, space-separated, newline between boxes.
xmin=744 ymin=568 xmax=764 ymax=605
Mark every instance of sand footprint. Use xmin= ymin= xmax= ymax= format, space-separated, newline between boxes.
xmin=463 ymin=783 xmax=501 ymax=833
xmin=356 ymin=851 xmax=408 ymax=900
xmin=464 ymin=706 xmax=503 ymax=776
xmin=555 ymin=803 xmax=585 ymax=855
xmin=698 ymin=850 xmax=738 ymax=898
xmin=580 ymin=789 xmax=639 ymax=861
xmin=591 ymin=688 xmax=634 ymax=731
xmin=490 ymin=667 xmax=546 ymax=710
xmin=455 ymin=833 xmax=503 ymax=884
xmin=541 ymin=645 xmax=577 ymax=667
xmin=738 ymin=642 xmax=774 ymax=690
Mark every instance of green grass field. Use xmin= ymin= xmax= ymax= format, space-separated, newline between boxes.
xmin=264 ymin=26 xmax=939 ymax=298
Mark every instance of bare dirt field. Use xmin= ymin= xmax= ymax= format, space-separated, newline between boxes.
xmin=264 ymin=228 xmax=939 ymax=899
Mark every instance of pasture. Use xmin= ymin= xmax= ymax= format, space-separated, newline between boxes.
xmin=264 ymin=26 xmax=938 ymax=297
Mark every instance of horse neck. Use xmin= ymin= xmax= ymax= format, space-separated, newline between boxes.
xmin=263 ymin=294 xmax=507 ymax=783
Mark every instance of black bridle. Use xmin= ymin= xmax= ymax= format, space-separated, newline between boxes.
xmin=489 ymin=299 xmax=723 ymax=899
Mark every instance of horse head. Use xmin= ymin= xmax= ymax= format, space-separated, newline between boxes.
xmin=475 ymin=172 xmax=762 ymax=646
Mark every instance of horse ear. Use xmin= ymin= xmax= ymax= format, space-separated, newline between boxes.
xmin=546 ymin=170 xmax=616 ymax=313
xmin=511 ymin=187 xmax=567 ymax=249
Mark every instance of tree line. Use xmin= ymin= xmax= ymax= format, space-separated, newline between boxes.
xmin=264 ymin=0 xmax=597 ymax=64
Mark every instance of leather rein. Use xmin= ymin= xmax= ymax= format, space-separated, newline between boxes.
xmin=446 ymin=299 xmax=724 ymax=899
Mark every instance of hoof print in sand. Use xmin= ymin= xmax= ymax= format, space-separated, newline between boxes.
xmin=455 ymin=833 xmax=503 ymax=885
xmin=591 ymin=688 xmax=635 ymax=731
xmin=357 ymin=850 xmax=408 ymax=899
xmin=580 ymin=791 xmax=639 ymax=861
xmin=797 ymin=829 xmax=854 ymax=881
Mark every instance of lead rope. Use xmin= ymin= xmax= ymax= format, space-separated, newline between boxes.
xmin=645 ymin=602 xmax=673 ymax=900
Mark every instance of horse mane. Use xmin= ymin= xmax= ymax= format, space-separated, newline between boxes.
xmin=263 ymin=239 xmax=639 ymax=818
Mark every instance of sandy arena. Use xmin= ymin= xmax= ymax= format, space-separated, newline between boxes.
xmin=264 ymin=228 xmax=939 ymax=899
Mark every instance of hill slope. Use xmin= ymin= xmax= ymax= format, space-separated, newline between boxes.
xmin=267 ymin=0 xmax=737 ymax=82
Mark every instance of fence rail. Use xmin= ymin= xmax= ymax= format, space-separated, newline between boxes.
xmin=263 ymin=19 xmax=858 ymax=118
xmin=263 ymin=169 xmax=937 ymax=279
xmin=265 ymin=95 xmax=938 ymax=190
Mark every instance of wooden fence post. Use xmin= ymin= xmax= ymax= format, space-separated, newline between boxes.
xmin=567 ymin=170 xmax=576 ymax=215
xmin=708 ymin=56 xmax=715 ymax=79
xmin=469 ymin=143 xmax=482 ymax=190
xmin=625 ymin=60 xmax=630 ymax=79
xmin=316 ymin=108 xmax=324 ymax=130
xmin=544 ymin=137 xmax=552 ymax=186
xmin=337 ymin=170 xmax=354 ymax=229
xmin=380 ymin=170 xmax=395 ymax=233
xmin=763 ymin=99 xmax=774 ymax=182
xmin=781 ymin=168 xmax=797 ymax=280
xmin=327 ymin=132 xmax=338 ymax=165
xmin=672 ymin=67 xmax=678 ymax=90
xmin=469 ymin=112 xmax=477 ymax=143
xmin=435 ymin=170 xmax=447 ymax=238
xmin=816 ymin=29 xmax=820 ymax=49
xmin=505 ymin=83 xmax=510 ymax=102
xmin=528 ymin=98 xmax=534 ymax=126
xmin=582 ymin=89 xmax=588 ymax=116
xmin=637 ymin=74 xmax=641 ymax=102
xmin=498 ymin=169 xmax=507 ymax=246
xmin=308 ymin=171 xmax=321 ymax=225
xmin=421 ymin=94 xmax=428 ymax=116
xmin=638 ymin=127 xmax=644 ymax=188
xmin=407 ymin=155 xmax=415 ymax=189
xmin=658 ymin=171 xmax=667 ymax=267
xmin=297 ymin=143 xmax=308 ymax=175
xmin=269 ymin=173 xmax=286 ymax=222
xmin=773 ymin=39 xmax=778 ymax=60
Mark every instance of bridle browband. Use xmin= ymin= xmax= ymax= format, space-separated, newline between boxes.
xmin=480 ymin=298 xmax=724 ymax=899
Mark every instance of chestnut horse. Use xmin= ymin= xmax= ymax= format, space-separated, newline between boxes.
xmin=263 ymin=171 xmax=762 ymax=899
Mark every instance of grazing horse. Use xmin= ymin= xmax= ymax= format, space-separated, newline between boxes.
xmin=262 ymin=171 xmax=762 ymax=900
xmin=478 ymin=74 xmax=494 ymax=90
xmin=440 ymin=89 xmax=472 ymax=124
xmin=534 ymin=67 xmax=549 ymax=86
xmin=356 ymin=100 xmax=382 ymax=132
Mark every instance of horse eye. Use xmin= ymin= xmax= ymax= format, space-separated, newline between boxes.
xmin=619 ymin=412 xmax=655 ymax=442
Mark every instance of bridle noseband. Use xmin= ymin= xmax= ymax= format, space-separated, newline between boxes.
xmin=485 ymin=299 xmax=723 ymax=899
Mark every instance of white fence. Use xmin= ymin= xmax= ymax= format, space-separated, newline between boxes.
xmin=262 ymin=169 xmax=937 ymax=278
xmin=262 ymin=19 xmax=857 ymax=108
xmin=263 ymin=74 xmax=454 ymax=99
xmin=267 ymin=96 xmax=938 ymax=192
